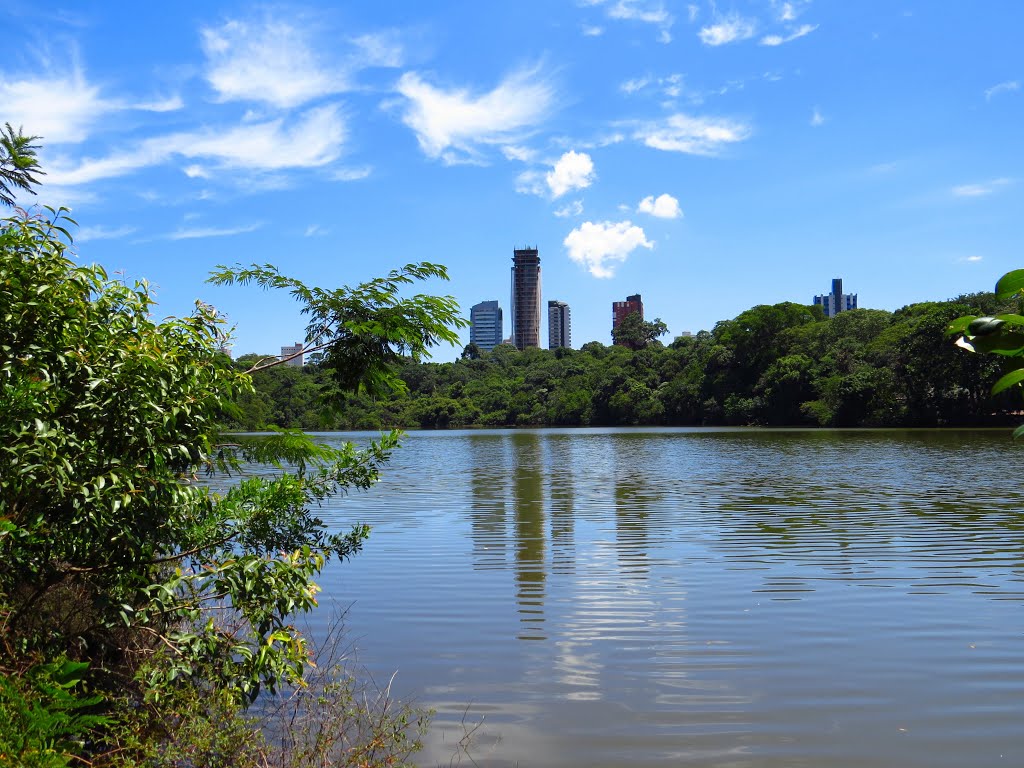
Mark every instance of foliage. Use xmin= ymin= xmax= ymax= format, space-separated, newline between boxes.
xmin=1 ymin=206 xmax=459 ymax=763
xmin=948 ymin=268 xmax=1024 ymax=436
xmin=233 ymin=295 xmax=1016 ymax=431
xmin=0 ymin=123 xmax=43 ymax=207
xmin=611 ymin=310 xmax=669 ymax=350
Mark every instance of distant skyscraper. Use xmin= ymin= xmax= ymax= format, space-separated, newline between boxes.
xmin=813 ymin=278 xmax=857 ymax=318
xmin=611 ymin=294 xmax=643 ymax=342
xmin=280 ymin=341 xmax=304 ymax=367
xmin=511 ymin=247 xmax=542 ymax=350
xmin=470 ymin=300 xmax=503 ymax=352
xmin=548 ymin=300 xmax=571 ymax=349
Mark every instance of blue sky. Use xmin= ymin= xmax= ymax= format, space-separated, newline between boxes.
xmin=4 ymin=1 xmax=1022 ymax=360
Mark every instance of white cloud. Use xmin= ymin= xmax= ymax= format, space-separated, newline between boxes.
xmin=502 ymin=145 xmax=538 ymax=163
xmin=201 ymin=16 xmax=344 ymax=108
xmin=75 ymin=225 xmax=137 ymax=243
xmin=515 ymin=169 xmax=547 ymax=196
xmin=810 ymin=107 xmax=825 ymax=127
xmin=183 ymin=164 xmax=211 ymax=179
xmin=546 ymin=151 xmax=595 ymax=198
xmin=958 ymin=254 xmax=984 ymax=263
xmin=952 ymin=179 xmax=1011 ymax=197
xmin=687 ymin=5 xmax=700 ymax=23
xmin=638 ymin=193 xmax=681 ymax=219
xmin=332 ymin=166 xmax=372 ymax=181
xmin=760 ymin=24 xmax=818 ymax=46
xmin=135 ymin=95 xmax=185 ymax=113
xmin=633 ymin=113 xmax=752 ymax=155
xmin=555 ymin=200 xmax=584 ymax=218
xmin=166 ymin=223 xmax=262 ymax=240
xmin=350 ymin=31 xmax=404 ymax=68
xmin=304 ymin=224 xmax=328 ymax=237
xmin=47 ymin=105 xmax=347 ymax=186
xmin=620 ymin=77 xmax=651 ymax=94
xmin=563 ymin=220 xmax=653 ymax=278
xmin=585 ymin=0 xmax=674 ymax=41
xmin=699 ymin=14 xmax=756 ymax=46
xmin=582 ymin=24 xmax=604 ymax=36
xmin=985 ymin=80 xmax=1020 ymax=101
xmin=0 ymin=66 xmax=113 ymax=144
xmin=395 ymin=66 xmax=555 ymax=163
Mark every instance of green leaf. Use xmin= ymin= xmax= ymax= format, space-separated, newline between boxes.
xmin=991 ymin=368 xmax=1024 ymax=395
xmin=996 ymin=270 xmax=1024 ymax=300
xmin=1014 ymin=423 xmax=1024 ymax=440
xmin=946 ymin=315 xmax=976 ymax=336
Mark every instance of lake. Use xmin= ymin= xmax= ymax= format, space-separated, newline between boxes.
xmin=307 ymin=428 xmax=1024 ymax=767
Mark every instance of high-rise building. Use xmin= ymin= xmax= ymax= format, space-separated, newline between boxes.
xmin=280 ymin=341 xmax=304 ymax=367
xmin=470 ymin=300 xmax=503 ymax=352
xmin=548 ymin=300 xmax=571 ymax=349
xmin=511 ymin=247 xmax=542 ymax=350
xmin=813 ymin=278 xmax=857 ymax=318
xmin=612 ymin=294 xmax=644 ymax=341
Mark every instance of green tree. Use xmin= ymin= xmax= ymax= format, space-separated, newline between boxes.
xmin=611 ymin=311 xmax=669 ymax=350
xmin=0 ymin=206 xmax=461 ymax=763
xmin=0 ymin=123 xmax=44 ymax=207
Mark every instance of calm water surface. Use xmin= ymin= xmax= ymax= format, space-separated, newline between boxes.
xmin=307 ymin=428 xmax=1024 ymax=767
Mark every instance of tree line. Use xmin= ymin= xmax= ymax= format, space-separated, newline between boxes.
xmin=230 ymin=293 xmax=1021 ymax=432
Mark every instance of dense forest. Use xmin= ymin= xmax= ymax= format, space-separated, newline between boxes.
xmin=229 ymin=293 xmax=1020 ymax=431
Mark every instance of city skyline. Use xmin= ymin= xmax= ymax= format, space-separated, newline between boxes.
xmin=3 ymin=2 xmax=1021 ymax=362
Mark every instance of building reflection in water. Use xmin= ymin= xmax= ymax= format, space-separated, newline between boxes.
xmin=511 ymin=432 xmax=546 ymax=640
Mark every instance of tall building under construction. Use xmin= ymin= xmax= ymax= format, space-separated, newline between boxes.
xmin=511 ymin=247 xmax=542 ymax=350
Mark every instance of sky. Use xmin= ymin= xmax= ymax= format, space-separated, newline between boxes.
xmin=3 ymin=0 xmax=1023 ymax=360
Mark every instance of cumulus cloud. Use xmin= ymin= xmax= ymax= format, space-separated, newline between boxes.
xmin=699 ymin=14 xmax=756 ymax=46
xmin=952 ymin=178 xmax=1011 ymax=197
xmin=546 ymin=151 xmax=595 ymax=198
xmin=633 ymin=113 xmax=752 ymax=155
xmin=47 ymin=105 xmax=347 ymax=186
xmin=985 ymin=81 xmax=1020 ymax=101
xmin=637 ymin=193 xmax=681 ymax=219
xmin=760 ymin=24 xmax=818 ymax=46
xmin=563 ymin=220 xmax=653 ymax=278
xmin=201 ymin=16 xmax=345 ymax=108
xmin=395 ymin=66 xmax=555 ymax=163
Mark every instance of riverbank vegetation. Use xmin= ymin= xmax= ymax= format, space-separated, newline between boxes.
xmin=0 ymin=144 xmax=463 ymax=766
xmin=231 ymin=295 xmax=1021 ymax=431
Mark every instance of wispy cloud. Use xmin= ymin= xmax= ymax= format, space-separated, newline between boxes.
xmin=958 ymin=254 xmax=984 ymax=263
xmin=47 ymin=105 xmax=347 ymax=186
xmin=201 ymin=15 xmax=345 ymax=108
xmin=985 ymin=80 xmax=1019 ymax=101
xmin=699 ymin=14 xmax=756 ymax=46
xmin=547 ymin=151 xmax=595 ymax=198
xmin=810 ymin=107 xmax=825 ymax=127
xmin=760 ymin=24 xmax=818 ymax=46
xmin=581 ymin=24 xmax=604 ymax=36
xmin=637 ymin=193 xmax=682 ymax=219
xmin=350 ymin=31 xmax=404 ymax=68
xmin=75 ymin=224 xmax=137 ymax=243
xmin=563 ymin=220 xmax=653 ymax=278
xmin=1 ymin=65 xmax=114 ymax=144
xmin=332 ymin=166 xmax=372 ymax=181
xmin=952 ymin=178 xmax=1011 ymax=197
xmin=395 ymin=65 xmax=556 ymax=163
xmin=632 ymin=113 xmax=752 ymax=155
xmin=584 ymin=0 xmax=674 ymax=42
xmin=304 ymin=224 xmax=328 ymax=237
xmin=165 ymin=223 xmax=262 ymax=240
xmin=554 ymin=200 xmax=584 ymax=218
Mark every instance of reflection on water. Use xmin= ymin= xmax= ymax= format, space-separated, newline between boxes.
xmin=312 ymin=428 xmax=1024 ymax=768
